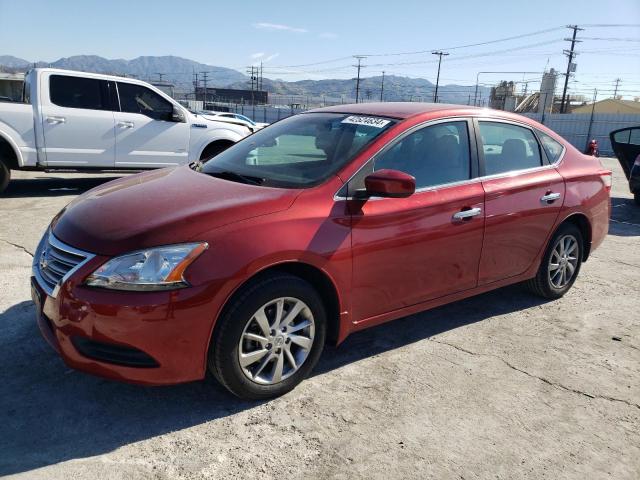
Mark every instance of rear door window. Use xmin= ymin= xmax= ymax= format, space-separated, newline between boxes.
xmin=478 ymin=121 xmax=542 ymax=175
xmin=49 ymin=75 xmax=109 ymax=110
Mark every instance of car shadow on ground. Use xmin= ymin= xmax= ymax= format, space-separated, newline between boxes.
xmin=2 ymin=175 xmax=126 ymax=198
xmin=609 ymin=196 xmax=640 ymax=237
xmin=0 ymin=285 xmax=548 ymax=476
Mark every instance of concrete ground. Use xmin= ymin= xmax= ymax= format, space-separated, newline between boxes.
xmin=0 ymin=159 xmax=638 ymax=479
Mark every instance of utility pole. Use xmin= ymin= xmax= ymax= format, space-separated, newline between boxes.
xmin=200 ymin=72 xmax=209 ymax=108
xmin=353 ymin=56 xmax=366 ymax=103
xmin=560 ymin=25 xmax=583 ymax=113
xmin=613 ymin=78 xmax=621 ymax=98
xmin=585 ymin=88 xmax=598 ymax=151
xmin=432 ymin=51 xmax=449 ymax=103
xmin=380 ymin=71 xmax=385 ymax=102
xmin=193 ymin=72 xmax=199 ymax=100
xmin=431 ymin=52 xmax=449 ymax=103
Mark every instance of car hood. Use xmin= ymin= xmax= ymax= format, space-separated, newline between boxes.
xmin=52 ymin=166 xmax=299 ymax=256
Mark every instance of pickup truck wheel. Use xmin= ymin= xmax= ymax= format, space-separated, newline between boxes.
xmin=200 ymin=141 xmax=234 ymax=163
xmin=0 ymin=160 xmax=10 ymax=194
xmin=208 ymin=273 xmax=326 ymax=400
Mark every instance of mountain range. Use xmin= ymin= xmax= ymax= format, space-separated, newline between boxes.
xmin=0 ymin=54 xmax=490 ymax=104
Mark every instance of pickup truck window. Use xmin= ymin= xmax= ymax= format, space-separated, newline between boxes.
xmin=117 ymin=82 xmax=173 ymax=121
xmin=50 ymin=75 xmax=110 ymax=110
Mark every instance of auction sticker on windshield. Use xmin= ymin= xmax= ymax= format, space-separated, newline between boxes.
xmin=341 ymin=116 xmax=391 ymax=128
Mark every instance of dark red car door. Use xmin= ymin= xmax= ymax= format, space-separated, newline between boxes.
xmin=475 ymin=119 xmax=565 ymax=285
xmin=348 ymin=119 xmax=485 ymax=323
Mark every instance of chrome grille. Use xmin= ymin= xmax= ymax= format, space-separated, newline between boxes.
xmin=33 ymin=231 xmax=94 ymax=297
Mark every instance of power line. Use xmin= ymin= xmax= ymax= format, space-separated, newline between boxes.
xmin=580 ymin=37 xmax=640 ymax=42
xmin=359 ymin=26 xmax=565 ymax=57
xmin=270 ymin=26 xmax=567 ymax=68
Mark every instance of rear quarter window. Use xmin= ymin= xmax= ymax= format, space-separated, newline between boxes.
xmin=537 ymin=131 xmax=565 ymax=163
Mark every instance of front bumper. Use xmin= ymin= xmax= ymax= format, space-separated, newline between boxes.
xmin=31 ymin=259 xmax=219 ymax=385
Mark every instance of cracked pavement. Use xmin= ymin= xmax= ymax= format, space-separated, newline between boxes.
xmin=0 ymin=162 xmax=639 ymax=479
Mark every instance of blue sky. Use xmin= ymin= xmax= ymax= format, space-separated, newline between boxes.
xmin=1 ymin=0 xmax=639 ymax=98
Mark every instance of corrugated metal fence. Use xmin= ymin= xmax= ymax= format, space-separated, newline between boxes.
xmin=521 ymin=113 xmax=640 ymax=155
xmin=224 ymin=104 xmax=640 ymax=156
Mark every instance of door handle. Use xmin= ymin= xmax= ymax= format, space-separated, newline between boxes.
xmin=540 ymin=192 xmax=561 ymax=204
xmin=453 ymin=207 xmax=482 ymax=221
xmin=117 ymin=121 xmax=135 ymax=128
xmin=46 ymin=116 xmax=66 ymax=124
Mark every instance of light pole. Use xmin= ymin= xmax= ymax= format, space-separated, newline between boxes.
xmin=432 ymin=51 xmax=449 ymax=103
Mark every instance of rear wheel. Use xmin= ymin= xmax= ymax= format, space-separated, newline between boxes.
xmin=525 ymin=223 xmax=583 ymax=299
xmin=0 ymin=160 xmax=10 ymax=194
xmin=208 ymin=273 xmax=326 ymax=400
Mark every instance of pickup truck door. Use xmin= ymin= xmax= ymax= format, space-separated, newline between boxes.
xmin=113 ymin=82 xmax=190 ymax=168
xmin=40 ymin=73 xmax=115 ymax=167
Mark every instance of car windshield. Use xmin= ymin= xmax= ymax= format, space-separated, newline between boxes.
xmin=199 ymin=112 xmax=396 ymax=188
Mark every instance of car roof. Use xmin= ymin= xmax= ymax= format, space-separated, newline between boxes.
xmin=308 ymin=102 xmax=494 ymax=120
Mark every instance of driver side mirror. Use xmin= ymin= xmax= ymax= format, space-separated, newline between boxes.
xmin=172 ymin=105 xmax=186 ymax=123
xmin=362 ymin=169 xmax=416 ymax=198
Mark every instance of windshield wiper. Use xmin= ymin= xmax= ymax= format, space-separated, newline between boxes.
xmin=204 ymin=169 xmax=265 ymax=186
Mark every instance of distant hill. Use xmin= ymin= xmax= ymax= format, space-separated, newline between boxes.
xmin=0 ymin=54 xmax=490 ymax=105
xmin=0 ymin=55 xmax=245 ymax=87
xmin=241 ymin=75 xmax=488 ymax=104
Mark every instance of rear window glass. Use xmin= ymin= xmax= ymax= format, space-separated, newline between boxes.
xmin=50 ymin=75 xmax=109 ymax=110
xmin=537 ymin=131 xmax=564 ymax=163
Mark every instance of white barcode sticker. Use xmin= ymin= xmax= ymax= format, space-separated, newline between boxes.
xmin=341 ymin=116 xmax=391 ymax=128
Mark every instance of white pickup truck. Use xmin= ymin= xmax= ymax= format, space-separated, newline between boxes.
xmin=0 ymin=68 xmax=251 ymax=193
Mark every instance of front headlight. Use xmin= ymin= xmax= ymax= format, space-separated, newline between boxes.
xmin=85 ymin=243 xmax=208 ymax=291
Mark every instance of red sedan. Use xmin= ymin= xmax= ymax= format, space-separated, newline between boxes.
xmin=31 ymin=103 xmax=611 ymax=399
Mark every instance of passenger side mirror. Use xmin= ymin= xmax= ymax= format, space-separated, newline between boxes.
xmin=362 ymin=169 xmax=416 ymax=198
xmin=172 ymin=106 xmax=186 ymax=123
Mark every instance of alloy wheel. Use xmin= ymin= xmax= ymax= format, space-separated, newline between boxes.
xmin=548 ymin=234 xmax=579 ymax=289
xmin=238 ymin=297 xmax=315 ymax=385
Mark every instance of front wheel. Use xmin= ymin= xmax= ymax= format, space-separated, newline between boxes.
xmin=208 ymin=273 xmax=326 ymax=400
xmin=525 ymin=223 xmax=583 ymax=299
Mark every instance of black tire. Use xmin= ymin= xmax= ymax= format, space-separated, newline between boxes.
xmin=0 ymin=159 xmax=10 ymax=194
xmin=525 ymin=223 xmax=583 ymax=299
xmin=199 ymin=141 xmax=234 ymax=162
xmin=634 ymin=191 xmax=640 ymax=206
xmin=208 ymin=273 xmax=326 ymax=400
